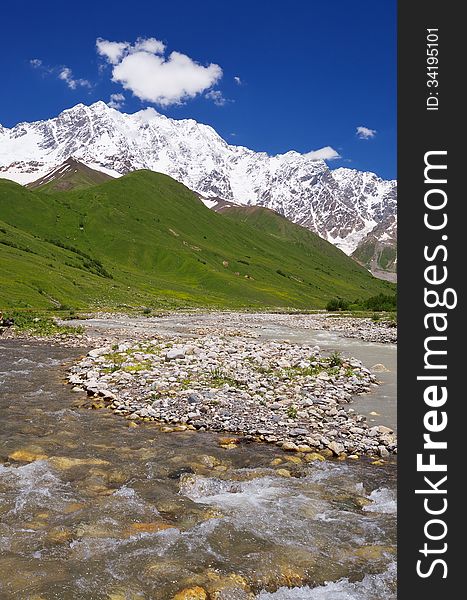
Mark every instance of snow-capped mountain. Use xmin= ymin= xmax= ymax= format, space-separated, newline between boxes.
xmin=0 ymin=101 xmax=396 ymax=266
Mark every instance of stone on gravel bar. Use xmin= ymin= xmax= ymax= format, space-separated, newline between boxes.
xmin=165 ymin=349 xmax=186 ymax=361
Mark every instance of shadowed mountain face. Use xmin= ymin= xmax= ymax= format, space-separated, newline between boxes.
xmin=26 ymin=157 xmax=113 ymax=192
xmin=0 ymin=102 xmax=397 ymax=276
xmin=0 ymin=169 xmax=394 ymax=310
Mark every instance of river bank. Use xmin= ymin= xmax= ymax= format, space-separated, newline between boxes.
xmin=78 ymin=311 xmax=398 ymax=345
xmin=1 ymin=310 xmax=397 ymax=345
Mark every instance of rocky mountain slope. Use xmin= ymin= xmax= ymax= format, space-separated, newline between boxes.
xmin=0 ymin=102 xmax=396 ymax=273
xmin=26 ymin=157 xmax=113 ymax=192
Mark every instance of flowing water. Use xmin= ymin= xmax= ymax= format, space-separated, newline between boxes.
xmin=256 ymin=325 xmax=397 ymax=432
xmin=0 ymin=319 xmax=396 ymax=599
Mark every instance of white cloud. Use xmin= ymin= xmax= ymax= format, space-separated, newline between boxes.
xmin=133 ymin=37 xmax=165 ymax=54
xmin=96 ymin=36 xmax=223 ymax=106
xmin=205 ymin=89 xmax=229 ymax=106
xmin=96 ymin=37 xmax=167 ymax=65
xmin=29 ymin=58 xmax=53 ymax=74
xmin=29 ymin=59 xmax=91 ymax=90
xmin=96 ymin=39 xmax=130 ymax=65
xmin=234 ymin=76 xmax=242 ymax=85
xmin=356 ymin=125 xmax=377 ymax=140
xmin=58 ymin=67 xmax=91 ymax=90
xmin=305 ymin=146 xmax=341 ymax=161
xmin=108 ymin=93 xmax=125 ymax=109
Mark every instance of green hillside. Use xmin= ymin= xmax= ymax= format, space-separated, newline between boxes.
xmin=0 ymin=170 xmax=394 ymax=310
xmin=221 ymin=205 xmax=331 ymax=244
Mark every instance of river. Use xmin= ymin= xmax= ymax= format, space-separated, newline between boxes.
xmin=0 ymin=315 xmax=396 ymax=599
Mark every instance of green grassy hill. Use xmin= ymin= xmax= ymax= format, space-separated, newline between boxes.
xmin=0 ymin=170 xmax=395 ymax=310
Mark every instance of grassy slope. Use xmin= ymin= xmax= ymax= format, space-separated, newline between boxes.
xmin=0 ymin=172 xmax=394 ymax=310
xmin=352 ymin=238 xmax=398 ymax=273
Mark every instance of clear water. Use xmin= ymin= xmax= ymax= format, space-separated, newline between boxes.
xmin=0 ymin=324 xmax=396 ymax=599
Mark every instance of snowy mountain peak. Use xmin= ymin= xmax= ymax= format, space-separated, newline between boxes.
xmin=0 ymin=102 xmax=396 ymax=267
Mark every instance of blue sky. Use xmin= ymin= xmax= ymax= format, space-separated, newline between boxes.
xmin=1 ymin=0 xmax=396 ymax=179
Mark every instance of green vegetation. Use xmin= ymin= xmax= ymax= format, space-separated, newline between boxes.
xmin=326 ymin=293 xmax=397 ymax=313
xmin=281 ymin=359 xmax=346 ymax=379
xmin=1 ymin=310 xmax=83 ymax=336
xmin=378 ymin=246 xmax=397 ymax=271
xmin=326 ymin=298 xmax=350 ymax=312
xmin=328 ymin=351 xmax=343 ymax=368
xmin=208 ymin=367 xmax=242 ymax=388
xmin=102 ymin=347 xmax=152 ymax=373
xmin=0 ymin=171 xmax=395 ymax=311
xmin=352 ymin=237 xmax=397 ymax=273
xmin=363 ymin=293 xmax=397 ymax=312
xmin=351 ymin=239 xmax=376 ymax=270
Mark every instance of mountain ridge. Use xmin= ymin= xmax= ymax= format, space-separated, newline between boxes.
xmin=0 ymin=101 xmax=397 ymax=273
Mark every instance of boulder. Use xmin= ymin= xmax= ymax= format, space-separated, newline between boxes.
xmin=173 ymin=587 xmax=208 ymax=600
xmin=327 ymin=441 xmax=345 ymax=455
xmin=166 ymin=349 xmax=186 ymax=361
xmin=281 ymin=442 xmax=299 ymax=451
